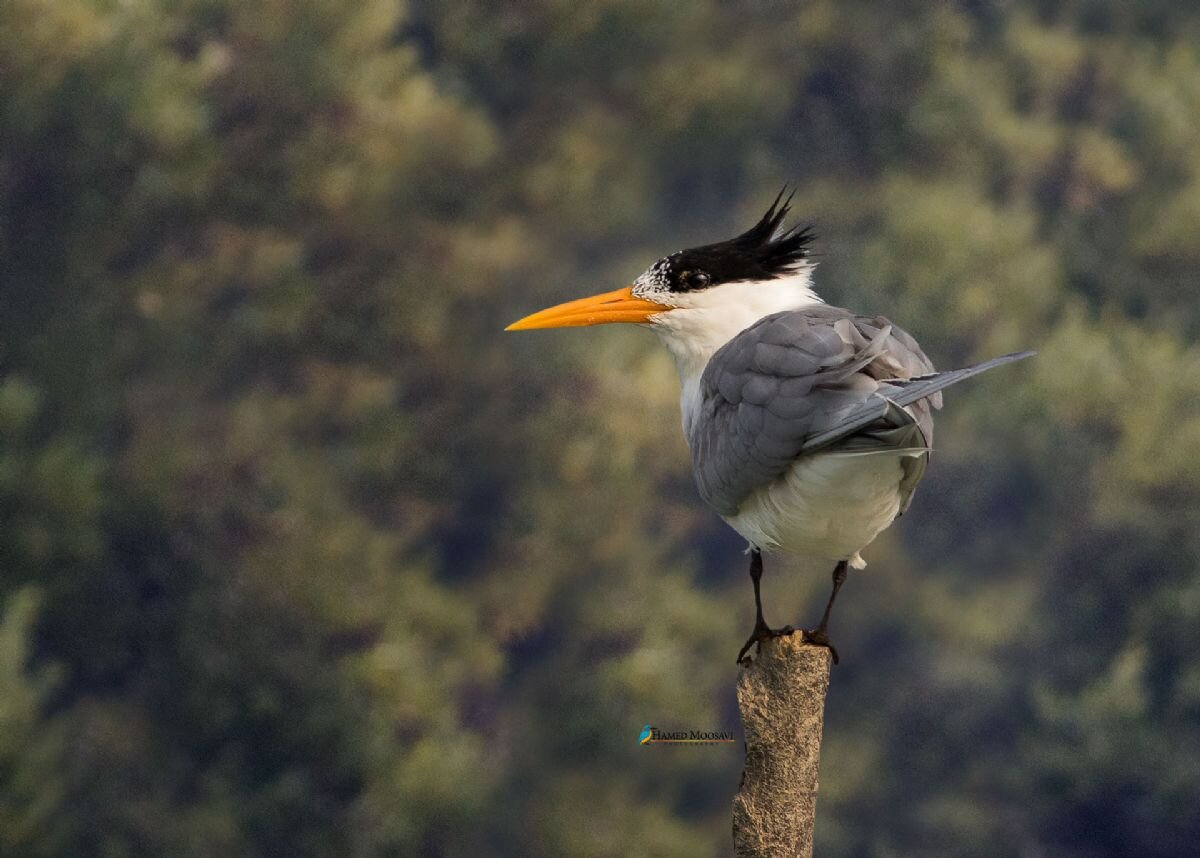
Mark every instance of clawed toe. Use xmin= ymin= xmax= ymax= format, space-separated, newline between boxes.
xmin=801 ymin=627 xmax=840 ymax=665
xmin=736 ymin=623 xmax=797 ymax=664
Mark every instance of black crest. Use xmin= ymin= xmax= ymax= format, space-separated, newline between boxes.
xmin=661 ymin=188 xmax=815 ymax=292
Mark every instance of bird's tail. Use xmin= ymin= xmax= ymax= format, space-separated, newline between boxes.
xmin=881 ymin=350 xmax=1036 ymax=409
xmin=799 ymin=350 xmax=1035 ymax=453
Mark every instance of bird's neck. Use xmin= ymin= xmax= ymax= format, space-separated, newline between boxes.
xmin=649 ymin=274 xmax=822 ymax=435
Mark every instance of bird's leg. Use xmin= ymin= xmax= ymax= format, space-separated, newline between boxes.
xmin=802 ymin=560 xmax=849 ymax=665
xmin=736 ymin=549 xmax=795 ymax=664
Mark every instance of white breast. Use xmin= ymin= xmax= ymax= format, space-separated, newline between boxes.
xmin=723 ymin=450 xmax=917 ymax=568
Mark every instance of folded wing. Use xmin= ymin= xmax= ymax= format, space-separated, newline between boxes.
xmin=690 ymin=306 xmax=1032 ymax=518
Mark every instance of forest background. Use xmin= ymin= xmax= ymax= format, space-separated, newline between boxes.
xmin=3 ymin=1 xmax=1200 ymax=855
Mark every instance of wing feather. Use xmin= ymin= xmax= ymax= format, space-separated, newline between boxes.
xmin=691 ymin=307 xmax=940 ymax=517
xmin=691 ymin=307 xmax=1034 ymax=518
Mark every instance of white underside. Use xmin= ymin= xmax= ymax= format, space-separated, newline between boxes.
xmin=723 ymin=450 xmax=917 ymax=568
xmin=642 ymin=268 xmax=915 ymax=568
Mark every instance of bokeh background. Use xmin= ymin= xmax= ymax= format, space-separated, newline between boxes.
xmin=3 ymin=0 xmax=1200 ymax=855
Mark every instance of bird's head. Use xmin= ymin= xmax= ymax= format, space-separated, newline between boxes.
xmin=506 ymin=190 xmax=820 ymax=352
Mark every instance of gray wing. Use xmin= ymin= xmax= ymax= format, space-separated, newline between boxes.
xmin=798 ymin=350 xmax=1035 ymax=453
xmin=691 ymin=307 xmax=947 ymax=518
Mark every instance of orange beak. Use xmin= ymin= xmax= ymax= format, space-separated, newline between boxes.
xmin=505 ymin=286 xmax=670 ymax=331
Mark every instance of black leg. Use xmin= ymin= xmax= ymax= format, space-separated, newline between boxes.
xmin=736 ymin=549 xmax=795 ymax=664
xmin=802 ymin=560 xmax=848 ymax=665
xmin=749 ymin=549 xmax=766 ymax=630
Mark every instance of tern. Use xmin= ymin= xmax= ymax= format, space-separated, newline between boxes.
xmin=508 ymin=191 xmax=1033 ymax=664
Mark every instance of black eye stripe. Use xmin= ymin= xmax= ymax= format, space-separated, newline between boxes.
xmin=668 ymin=268 xmax=711 ymax=292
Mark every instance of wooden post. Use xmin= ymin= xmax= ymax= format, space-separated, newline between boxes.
xmin=732 ymin=635 xmax=833 ymax=858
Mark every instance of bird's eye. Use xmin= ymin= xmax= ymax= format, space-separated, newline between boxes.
xmin=684 ymin=271 xmax=710 ymax=289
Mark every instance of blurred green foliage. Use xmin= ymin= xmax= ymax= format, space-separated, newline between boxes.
xmin=2 ymin=0 xmax=1200 ymax=855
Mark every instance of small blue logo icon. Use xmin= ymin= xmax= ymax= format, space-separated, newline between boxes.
xmin=638 ymin=724 xmax=654 ymax=745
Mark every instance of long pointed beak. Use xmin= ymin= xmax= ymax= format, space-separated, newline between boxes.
xmin=505 ymin=286 xmax=670 ymax=331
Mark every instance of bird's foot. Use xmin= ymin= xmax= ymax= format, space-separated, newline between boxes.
xmin=800 ymin=626 xmax=840 ymax=665
xmin=736 ymin=622 xmax=796 ymax=665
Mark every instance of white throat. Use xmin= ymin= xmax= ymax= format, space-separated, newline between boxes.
xmin=646 ymin=270 xmax=822 ymax=435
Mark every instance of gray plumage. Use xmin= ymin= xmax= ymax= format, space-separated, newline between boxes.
xmin=690 ymin=306 xmax=1033 ymax=518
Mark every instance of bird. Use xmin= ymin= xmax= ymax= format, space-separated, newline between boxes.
xmin=507 ymin=190 xmax=1033 ymax=665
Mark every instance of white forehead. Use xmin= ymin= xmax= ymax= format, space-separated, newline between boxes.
xmin=632 ymin=255 xmax=678 ymax=299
